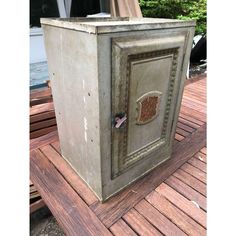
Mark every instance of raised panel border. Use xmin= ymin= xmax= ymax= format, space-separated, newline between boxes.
xmin=123 ymin=49 xmax=179 ymax=166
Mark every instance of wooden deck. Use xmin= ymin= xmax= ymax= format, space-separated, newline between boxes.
xmin=30 ymin=74 xmax=207 ymax=236
xmin=30 ymin=83 xmax=56 ymax=139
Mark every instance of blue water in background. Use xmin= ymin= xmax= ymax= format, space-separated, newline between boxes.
xmin=30 ymin=61 xmax=49 ymax=87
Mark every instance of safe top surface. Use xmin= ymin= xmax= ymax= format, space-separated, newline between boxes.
xmin=40 ymin=17 xmax=196 ymax=34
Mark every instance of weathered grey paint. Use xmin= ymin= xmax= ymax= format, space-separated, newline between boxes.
xmin=41 ymin=17 xmax=195 ymax=201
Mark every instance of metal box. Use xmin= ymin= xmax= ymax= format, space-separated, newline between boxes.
xmin=41 ymin=17 xmax=195 ymax=201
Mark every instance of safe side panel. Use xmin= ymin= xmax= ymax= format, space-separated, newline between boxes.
xmin=42 ymin=26 xmax=103 ymax=198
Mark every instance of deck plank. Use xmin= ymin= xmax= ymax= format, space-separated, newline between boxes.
xmin=181 ymin=100 xmax=206 ymax=114
xmin=30 ymin=149 xmax=112 ymax=236
xmin=146 ymin=191 xmax=206 ymax=236
xmin=181 ymin=163 xmax=207 ymax=184
xmin=178 ymin=117 xmax=201 ymax=129
xmin=175 ymin=133 xmax=185 ymax=142
xmin=180 ymin=105 xmax=206 ymax=122
xmin=31 ymin=110 xmax=55 ymax=123
xmin=194 ymin=151 xmax=207 ymax=164
xmin=40 ymin=144 xmax=98 ymax=206
xmin=30 ymin=126 xmax=57 ymax=139
xmin=51 ymin=140 xmax=61 ymax=153
xmin=30 ymin=118 xmax=57 ymax=132
xmin=173 ymin=169 xmax=206 ymax=196
xmin=30 ymin=130 xmax=58 ymax=151
xmin=188 ymin=157 xmax=207 ymax=173
xmin=165 ymin=175 xmax=206 ymax=211
xmin=30 ymin=102 xmax=54 ymax=116
xmin=200 ymin=147 xmax=207 ymax=155
xmin=179 ymin=113 xmax=205 ymax=126
xmin=155 ymin=183 xmax=206 ymax=228
xmin=30 ymin=86 xmax=51 ymax=100
xmin=183 ymin=96 xmax=206 ymax=108
xmin=184 ymin=73 xmax=206 ymax=86
xmin=135 ymin=199 xmax=187 ymax=236
xmin=30 ymin=199 xmax=45 ymax=214
xmin=176 ymin=127 xmax=191 ymax=137
xmin=123 ymin=209 xmax=163 ymax=236
xmin=177 ymin=121 xmax=196 ymax=133
xmin=182 ymin=93 xmax=206 ymax=105
xmin=110 ymin=219 xmax=137 ymax=236
xmin=183 ymin=89 xmax=206 ymax=101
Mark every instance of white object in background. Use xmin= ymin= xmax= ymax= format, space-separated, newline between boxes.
xmin=30 ymin=0 xmax=70 ymax=64
xmin=56 ymin=0 xmax=66 ymax=17
xmin=192 ymin=34 xmax=202 ymax=48
xmin=186 ymin=34 xmax=204 ymax=79
xmin=186 ymin=62 xmax=190 ymax=79
xmin=87 ymin=12 xmax=111 ymax=17
xmin=30 ymin=27 xmax=47 ymax=64
xmin=63 ymin=0 xmax=72 ymax=18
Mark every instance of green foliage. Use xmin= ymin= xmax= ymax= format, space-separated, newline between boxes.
xmin=139 ymin=0 xmax=206 ymax=35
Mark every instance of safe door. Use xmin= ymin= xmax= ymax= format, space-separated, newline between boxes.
xmin=111 ymin=31 xmax=188 ymax=178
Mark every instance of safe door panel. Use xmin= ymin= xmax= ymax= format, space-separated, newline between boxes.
xmin=111 ymin=33 xmax=186 ymax=178
xmin=127 ymin=54 xmax=172 ymax=156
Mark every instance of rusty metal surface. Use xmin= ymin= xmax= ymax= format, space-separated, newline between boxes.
xmin=137 ymin=93 xmax=160 ymax=124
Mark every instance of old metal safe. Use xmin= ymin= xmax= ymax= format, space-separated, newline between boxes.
xmin=41 ymin=17 xmax=195 ymax=201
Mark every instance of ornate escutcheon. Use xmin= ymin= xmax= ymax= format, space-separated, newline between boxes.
xmin=136 ymin=91 xmax=162 ymax=125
